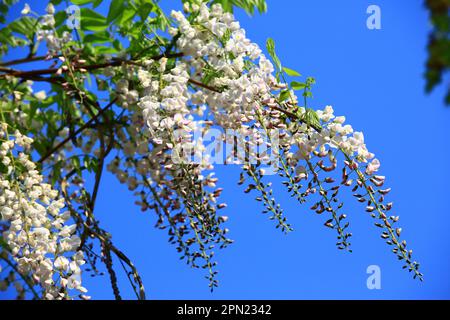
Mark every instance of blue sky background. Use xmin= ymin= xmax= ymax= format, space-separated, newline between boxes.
xmin=1 ymin=0 xmax=450 ymax=299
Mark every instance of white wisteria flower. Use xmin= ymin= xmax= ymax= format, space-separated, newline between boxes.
xmin=0 ymin=123 xmax=87 ymax=300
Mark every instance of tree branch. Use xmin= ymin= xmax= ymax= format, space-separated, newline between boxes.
xmin=0 ymin=53 xmax=184 ymax=79
xmin=0 ymin=54 xmax=58 ymax=67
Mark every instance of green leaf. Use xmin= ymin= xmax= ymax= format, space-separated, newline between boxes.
xmin=84 ymin=156 xmax=98 ymax=173
xmin=80 ymin=8 xmax=108 ymax=31
xmin=283 ymin=67 xmax=301 ymax=77
xmin=137 ymin=2 xmax=153 ymax=21
xmin=266 ymin=37 xmax=281 ymax=72
xmin=95 ymin=45 xmax=119 ymax=54
xmin=71 ymin=156 xmax=81 ymax=171
xmin=0 ymin=28 xmax=13 ymax=46
xmin=279 ymin=90 xmax=290 ymax=101
xmin=216 ymin=0 xmax=233 ymax=13
xmin=306 ymin=76 xmax=316 ymax=86
xmin=82 ymin=42 xmax=96 ymax=56
xmin=303 ymin=91 xmax=313 ymax=98
xmin=83 ymin=31 xmax=111 ymax=43
xmin=93 ymin=0 xmax=103 ymax=8
xmin=117 ymin=7 xmax=137 ymax=26
xmin=27 ymin=103 xmax=39 ymax=128
xmin=107 ymin=0 xmax=125 ymax=23
xmin=0 ymin=235 xmax=10 ymax=250
xmin=51 ymin=161 xmax=62 ymax=185
xmin=291 ymin=81 xmax=306 ymax=90
xmin=256 ymin=0 xmax=267 ymax=13
xmin=54 ymin=11 xmax=67 ymax=28
xmin=303 ymin=108 xmax=321 ymax=129
xmin=70 ymin=0 xmax=94 ymax=5
xmin=113 ymin=39 xmax=123 ymax=51
xmin=9 ymin=16 xmax=37 ymax=39
xmin=212 ymin=0 xmax=267 ymax=15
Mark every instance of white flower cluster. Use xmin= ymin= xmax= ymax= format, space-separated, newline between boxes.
xmin=132 ymin=2 xmax=282 ymax=174
xmin=169 ymin=2 xmax=276 ymax=128
xmin=23 ymin=3 xmax=72 ymax=54
xmin=135 ymin=2 xmax=380 ymax=176
xmin=137 ymin=59 xmax=195 ymax=142
xmin=285 ymin=105 xmax=380 ymax=175
xmin=0 ymin=123 xmax=87 ymax=299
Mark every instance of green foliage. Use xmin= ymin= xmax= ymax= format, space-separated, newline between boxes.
xmin=9 ymin=16 xmax=38 ymax=40
xmin=107 ymin=0 xmax=125 ymax=23
xmin=278 ymin=89 xmax=290 ymax=101
xmin=0 ymin=0 xmax=16 ymax=24
xmin=283 ymin=67 xmax=301 ymax=77
xmin=83 ymin=31 xmax=111 ymax=43
xmin=291 ymin=81 xmax=306 ymax=90
xmin=303 ymin=108 xmax=321 ymax=130
xmin=424 ymin=0 xmax=450 ymax=105
xmin=80 ymin=8 xmax=108 ymax=31
xmin=210 ymin=0 xmax=267 ymax=15
xmin=266 ymin=37 xmax=282 ymax=72
xmin=71 ymin=0 xmax=96 ymax=5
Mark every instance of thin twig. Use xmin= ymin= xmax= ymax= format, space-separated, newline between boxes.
xmin=102 ymin=245 xmax=122 ymax=300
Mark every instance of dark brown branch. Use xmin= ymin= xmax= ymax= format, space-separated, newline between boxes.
xmin=89 ymin=118 xmax=115 ymax=212
xmin=0 ymin=53 xmax=184 ymax=79
xmin=0 ymin=54 xmax=58 ymax=67
xmin=188 ymin=78 xmax=220 ymax=92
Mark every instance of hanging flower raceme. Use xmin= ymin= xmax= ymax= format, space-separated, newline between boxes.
xmin=128 ymin=1 xmax=422 ymax=281
xmin=0 ymin=123 xmax=88 ymax=299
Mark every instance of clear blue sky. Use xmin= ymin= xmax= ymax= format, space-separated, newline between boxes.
xmin=1 ymin=0 xmax=449 ymax=299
